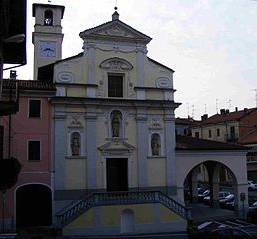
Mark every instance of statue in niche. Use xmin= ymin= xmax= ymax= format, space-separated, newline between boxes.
xmin=71 ymin=134 xmax=80 ymax=156
xmin=111 ymin=110 xmax=122 ymax=137
xmin=151 ymin=134 xmax=160 ymax=156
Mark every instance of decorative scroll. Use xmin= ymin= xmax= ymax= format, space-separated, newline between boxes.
xmin=155 ymin=77 xmax=171 ymax=88
xmin=56 ymin=71 xmax=75 ymax=83
xmin=100 ymin=57 xmax=133 ymax=71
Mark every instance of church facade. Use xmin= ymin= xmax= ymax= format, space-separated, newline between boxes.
xmin=0 ymin=2 xmax=250 ymax=236
xmin=32 ymin=3 xmax=187 ymax=236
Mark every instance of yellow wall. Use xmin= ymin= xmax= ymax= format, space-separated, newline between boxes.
xmin=66 ymin=203 xmax=184 ymax=229
xmin=65 ymin=159 xmax=86 ymax=189
xmin=160 ymin=204 xmax=182 ymax=222
xmin=147 ymin=158 xmax=166 ymax=186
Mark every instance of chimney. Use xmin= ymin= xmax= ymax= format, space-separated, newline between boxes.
xmin=10 ymin=70 xmax=17 ymax=80
xmin=225 ymin=109 xmax=229 ymax=114
xmin=220 ymin=109 xmax=225 ymax=115
xmin=235 ymin=107 xmax=238 ymax=112
xmin=201 ymin=114 xmax=208 ymax=121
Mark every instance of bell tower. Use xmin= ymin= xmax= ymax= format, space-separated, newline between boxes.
xmin=32 ymin=3 xmax=65 ymax=80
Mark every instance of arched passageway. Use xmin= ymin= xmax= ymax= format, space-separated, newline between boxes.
xmin=183 ymin=161 xmax=243 ymax=209
xmin=16 ymin=184 xmax=52 ymax=227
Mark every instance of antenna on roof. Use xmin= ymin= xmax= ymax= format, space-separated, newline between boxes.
xmin=187 ymin=102 xmax=190 ymax=117
xmin=114 ymin=0 xmax=118 ymax=10
xmin=252 ymin=89 xmax=257 ymax=107
xmin=216 ymin=98 xmax=219 ymax=113
xmin=227 ymin=99 xmax=231 ymax=111
xmin=192 ymin=104 xmax=195 ymax=119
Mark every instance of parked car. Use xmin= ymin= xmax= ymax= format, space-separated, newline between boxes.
xmin=248 ymin=181 xmax=257 ymax=191
xmin=220 ymin=194 xmax=234 ymax=208
xmin=203 ymin=191 xmax=231 ymax=205
xmin=190 ymin=226 xmax=255 ymax=239
xmin=198 ymin=189 xmax=210 ymax=202
xmin=209 ymin=227 xmax=254 ymax=238
xmin=226 ymin=200 xmax=235 ymax=210
xmin=249 ymin=201 xmax=257 ymax=209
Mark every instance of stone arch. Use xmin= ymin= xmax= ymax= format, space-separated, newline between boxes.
xmin=16 ymin=184 xmax=52 ymax=227
xmin=183 ymin=160 xmax=238 ymax=207
xmin=181 ymin=159 xmax=250 ymax=219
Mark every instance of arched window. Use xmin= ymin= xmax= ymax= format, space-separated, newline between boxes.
xmin=70 ymin=132 xmax=81 ymax=156
xmin=111 ymin=110 xmax=122 ymax=137
xmin=44 ymin=10 xmax=53 ymax=26
xmin=151 ymin=133 xmax=161 ymax=156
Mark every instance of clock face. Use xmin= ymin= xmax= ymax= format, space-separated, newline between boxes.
xmin=39 ymin=41 xmax=56 ymax=57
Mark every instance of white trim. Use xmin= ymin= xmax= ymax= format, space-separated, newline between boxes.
xmin=101 ymin=155 xmax=133 ymax=190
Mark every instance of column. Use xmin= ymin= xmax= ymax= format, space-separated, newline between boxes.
xmin=164 ymin=109 xmax=176 ymax=194
xmin=85 ymin=108 xmax=97 ymax=189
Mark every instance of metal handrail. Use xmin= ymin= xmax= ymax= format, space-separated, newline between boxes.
xmin=56 ymin=191 xmax=190 ymax=228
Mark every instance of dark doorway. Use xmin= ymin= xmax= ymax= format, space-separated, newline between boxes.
xmin=16 ymin=184 xmax=52 ymax=227
xmin=107 ymin=158 xmax=128 ymax=191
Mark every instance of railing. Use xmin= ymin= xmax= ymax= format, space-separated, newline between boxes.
xmin=56 ymin=191 xmax=190 ymax=228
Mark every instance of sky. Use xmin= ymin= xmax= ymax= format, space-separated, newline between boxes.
xmin=3 ymin=0 xmax=257 ymax=120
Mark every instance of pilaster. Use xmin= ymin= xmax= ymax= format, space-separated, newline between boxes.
xmin=54 ymin=111 xmax=66 ymax=189
xmin=85 ymin=108 xmax=97 ymax=189
xmin=136 ymin=108 xmax=148 ymax=187
xmin=164 ymin=109 xmax=176 ymax=190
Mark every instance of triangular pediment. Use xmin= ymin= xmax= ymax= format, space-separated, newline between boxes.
xmin=98 ymin=140 xmax=135 ymax=155
xmin=79 ymin=19 xmax=152 ymax=45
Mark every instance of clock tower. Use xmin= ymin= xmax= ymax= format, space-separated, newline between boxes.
xmin=32 ymin=3 xmax=65 ymax=80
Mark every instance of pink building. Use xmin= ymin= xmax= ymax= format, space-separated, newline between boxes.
xmin=0 ymin=79 xmax=55 ymax=230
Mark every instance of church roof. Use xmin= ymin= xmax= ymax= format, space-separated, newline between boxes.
xmin=176 ymin=135 xmax=249 ymax=150
xmin=79 ymin=10 xmax=152 ymax=45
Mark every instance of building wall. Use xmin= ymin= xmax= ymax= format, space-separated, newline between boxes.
xmin=191 ymin=121 xmax=240 ymax=143
xmin=63 ymin=203 xmax=187 ymax=236
xmin=0 ymin=95 xmax=52 ymax=229
xmin=239 ymin=110 xmax=257 ymax=143
xmin=176 ymin=150 xmax=249 ymax=218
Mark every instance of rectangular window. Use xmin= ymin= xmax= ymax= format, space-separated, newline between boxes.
xmin=28 ymin=140 xmax=40 ymax=161
xmin=230 ymin=126 xmax=235 ymax=138
xmin=217 ymin=129 xmax=220 ymax=137
xmin=29 ymin=99 xmax=41 ymax=118
xmin=208 ymin=130 xmax=212 ymax=138
xmin=108 ymin=75 xmax=123 ymax=97
xmin=195 ymin=132 xmax=199 ymax=138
